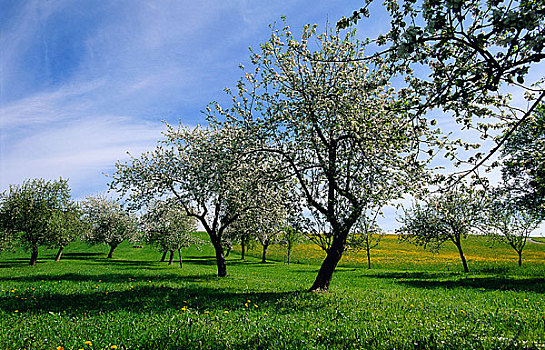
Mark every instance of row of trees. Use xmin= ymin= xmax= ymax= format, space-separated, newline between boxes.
xmin=0 ymin=173 xmax=541 ymax=274
xmin=0 ymin=179 xmax=138 ymax=265
xmin=0 ymin=178 xmax=302 ymax=267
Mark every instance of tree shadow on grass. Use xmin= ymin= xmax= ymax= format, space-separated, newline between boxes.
xmin=366 ymin=271 xmax=545 ymax=293
xmin=397 ymin=276 xmax=545 ymax=293
xmin=0 ymin=272 xmax=320 ymax=316
xmin=58 ymin=252 xmax=103 ymax=260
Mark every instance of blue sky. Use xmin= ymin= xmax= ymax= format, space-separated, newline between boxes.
xmin=1 ymin=0 xmax=377 ymax=198
xmin=1 ymin=1 xmax=543 ymax=235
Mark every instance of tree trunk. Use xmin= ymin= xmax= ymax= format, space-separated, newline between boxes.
xmin=55 ymin=246 xmax=64 ymax=262
xmin=308 ymin=235 xmax=345 ymax=292
xmin=366 ymin=246 xmax=371 ymax=269
xmin=241 ymin=240 xmax=246 ymax=260
xmin=213 ymin=241 xmax=227 ymax=277
xmin=160 ymin=250 xmax=168 ymax=262
xmin=517 ymin=250 xmax=522 ymax=267
xmin=454 ymin=239 xmax=469 ymax=273
xmin=287 ymin=247 xmax=291 ymax=265
xmin=168 ymin=250 xmax=174 ymax=265
xmin=261 ymin=243 xmax=268 ymax=263
xmin=107 ymin=244 xmax=117 ymax=259
xmin=178 ymin=249 xmax=183 ymax=268
xmin=224 ymin=247 xmax=231 ymax=258
xmin=29 ymin=243 xmax=39 ymax=266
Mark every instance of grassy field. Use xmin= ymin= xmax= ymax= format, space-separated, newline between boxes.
xmin=1 ymin=236 xmax=544 ymax=350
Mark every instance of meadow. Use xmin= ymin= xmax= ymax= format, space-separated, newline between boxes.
xmin=1 ymin=236 xmax=544 ymax=350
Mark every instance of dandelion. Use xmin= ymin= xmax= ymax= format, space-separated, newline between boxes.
xmin=247 ymin=300 xmax=251 ymax=303
xmin=244 ymin=303 xmax=248 ymax=307
xmin=224 ymin=311 xmax=229 ymax=314
xmin=514 ymin=309 xmax=519 ymax=313
xmin=254 ymin=304 xmax=258 ymax=308
xmin=84 ymin=341 xmax=92 ymax=346
xmin=410 ymin=304 xmax=414 ymax=308
xmin=57 ymin=347 xmax=64 ymax=350
xmin=204 ymin=311 xmax=209 ymax=314
xmin=181 ymin=306 xmax=187 ymax=311
xmin=111 ymin=346 xmax=118 ymax=350
xmin=524 ymin=299 xmax=529 ymax=302
xmin=14 ymin=310 xmax=18 ymax=313
xmin=460 ymin=310 xmax=465 ymax=314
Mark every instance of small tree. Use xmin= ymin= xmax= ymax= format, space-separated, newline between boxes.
xmin=484 ymin=196 xmax=542 ymax=267
xmin=111 ymin=123 xmax=288 ymax=277
xmin=82 ymin=196 xmax=136 ymax=259
xmin=347 ymin=211 xmax=384 ymax=269
xmin=0 ymin=178 xmax=76 ymax=266
xmin=398 ymin=185 xmax=484 ymax=273
xmin=279 ymin=225 xmax=304 ymax=265
xmin=223 ymin=220 xmax=254 ymax=260
xmin=48 ymin=206 xmax=84 ymax=262
xmin=141 ymin=200 xmax=201 ymax=267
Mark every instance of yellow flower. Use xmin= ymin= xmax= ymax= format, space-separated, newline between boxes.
xmin=57 ymin=347 xmax=64 ymax=350
xmin=224 ymin=311 xmax=229 ymax=314
xmin=14 ymin=310 xmax=18 ymax=313
xmin=247 ymin=299 xmax=251 ymax=303
xmin=254 ymin=304 xmax=258 ymax=308
xmin=84 ymin=341 xmax=92 ymax=346
xmin=410 ymin=304 xmax=414 ymax=308
xmin=460 ymin=310 xmax=465 ymax=314
xmin=181 ymin=306 xmax=187 ymax=311
xmin=524 ymin=299 xmax=529 ymax=302
xmin=111 ymin=346 xmax=118 ymax=350
xmin=244 ymin=303 xmax=248 ymax=307
xmin=204 ymin=311 xmax=209 ymax=314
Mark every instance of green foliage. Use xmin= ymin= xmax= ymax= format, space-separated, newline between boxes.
xmin=500 ymin=104 xmax=545 ymax=217
xmin=484 ymin=195 xmax=542 ymax=266
xmin=81 ymin=196 xmax=137 ymax=258
xmin=0 ymin=178 xmax=77 ymax=265
xmin=346 ymin=211 xmax=384 ymax=269
xmin=141 ymin=200 xmax=201 ymax=254
xmin=398 ymin=184 xmax=485 ymax=272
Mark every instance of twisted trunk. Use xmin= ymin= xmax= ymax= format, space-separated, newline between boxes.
xmin=213 ymin=241 xmax=227 ymax=277
xmin=107 ymin=243 xmax=118 ymax=259
xmin=454 ymin=237 xmax=469 ymax=273
xmin=168 ymin=250 xmax=174 ymax=265
xmin=55 ymin=246 xmax=64 ymax=262
xmin=160 ymin=250 xmax=168 ymax=262
xmin=29 ymin=243 xmax=39 ymax=266
xmin=241 ymin=240 xmax=246 ymax=260
xmin=308 ymin=233 xmax=346 ymax=292
xmin=261 ymin=243 xmax=269 ymax=263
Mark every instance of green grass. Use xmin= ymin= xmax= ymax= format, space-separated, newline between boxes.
xmin=1 ymin=238 xmax=544 ymax=350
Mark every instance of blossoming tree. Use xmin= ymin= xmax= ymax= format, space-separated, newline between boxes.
xmin=220 ymin=23 xmax=437 ymax=291
xmin=111 ymin=122 xmax=290 ymax=277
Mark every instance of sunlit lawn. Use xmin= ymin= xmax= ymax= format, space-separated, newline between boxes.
xmin=1 ymin=236 xmax=544 ymax=349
